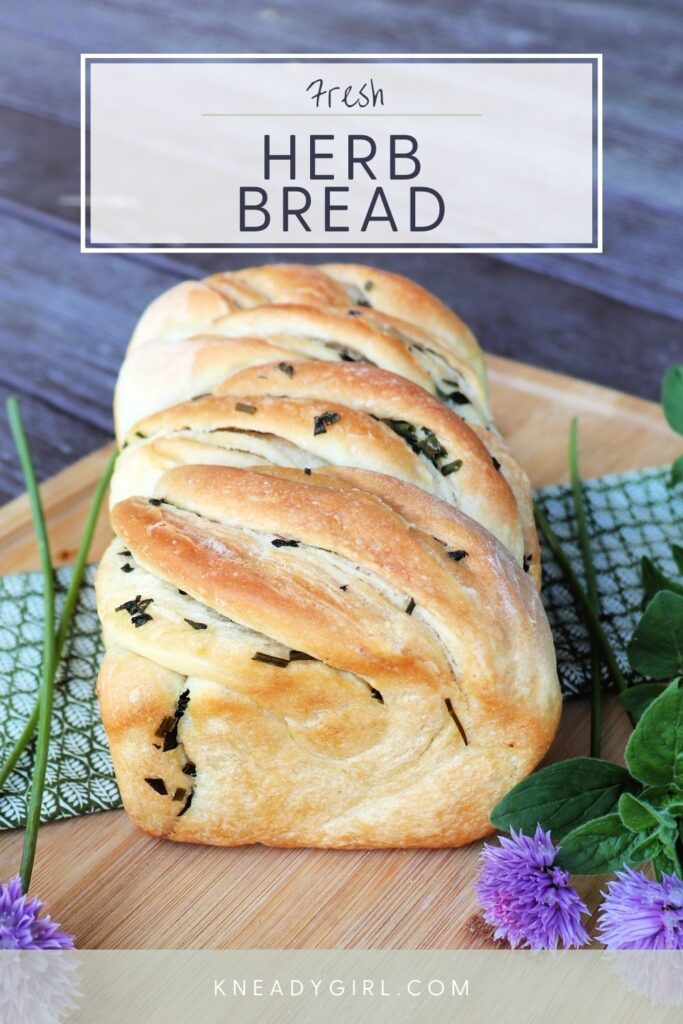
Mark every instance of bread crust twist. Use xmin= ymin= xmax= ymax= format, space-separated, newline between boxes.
xmin=127 ymin=262 xmax=483 ymax=372
xmin=112 ymin=362 xmax=539 ymax=582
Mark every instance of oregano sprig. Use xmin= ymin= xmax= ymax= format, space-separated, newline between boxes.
xmin=493 ymin=542 xmax=683 ymax=879
xmin=492 ymin=678 xmax=683 ymax=878
xmin=492 ymin=364 xmax=683 ymax=882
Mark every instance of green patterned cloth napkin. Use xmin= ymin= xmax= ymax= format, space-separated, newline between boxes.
xmin=0 ymin=465 xmax=681 ymax=831
xmin=0 ymin=565 xmax=118 ymax=829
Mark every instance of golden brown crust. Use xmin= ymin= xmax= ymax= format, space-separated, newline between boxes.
xmin=321 ymin=263 xmax=485 ymax=377
xmin=117 ymin=303 xmax=492 ymax=444
xmin=127 ymin=263 xmax=486 ymax=382
xmin=114 ymin=335 xmax=312 ymax=441
xmin=215 ymin=361 xmax=533 ymax=570
xmin=97 ymin=465 xmax=560 ymax=848
xmin=211 ymin=264 xmax=350 ymax=309
xmin=111 ymin=363 xmax=533 ymax=572
xmin=203 ymin=261 xmax=484 ymax=378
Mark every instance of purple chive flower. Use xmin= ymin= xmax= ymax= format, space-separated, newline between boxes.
xmin=475 ymin=825 xmax=589 ymax=949
xmin=597 ymin=868 xmax=683 ymax=950
xmin=0 ymin=877 xmax=74 ymax=950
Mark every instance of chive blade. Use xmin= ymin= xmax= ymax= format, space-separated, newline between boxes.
xmin=6 ymin=397 xmax=56 ymax=893
xmin=533 ymin=499 xmax=632 ymax=723
xmin=569 ymin=419 xmax=603 ymax=757
xmin=0 ymin=443 xmax=118 ymax=851
xmin=55 ymin=448 xmax=118 ymax=662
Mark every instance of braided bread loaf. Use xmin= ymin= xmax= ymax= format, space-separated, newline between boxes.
xmin=97 ymin=465 xmax=560 ymax=848
xmin=98 ymin=262 xmax=559 ymax=848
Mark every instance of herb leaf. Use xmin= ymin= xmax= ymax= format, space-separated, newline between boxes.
xmin=653 ymin=847 xmax=682 ymax=879
xmin=490 ymin=757 xmax=638 ymax=840
xmin=618 ymin=683 xmax=668 ymax=721
xmin=640 ymin=555 xmax=683 ymax=605
xmin=625 ymin=677 xmax=683 ymax=787
xmin=618 ymin=791 xmax=665 ymax=833
xmin=288 ymin=650 xmax=315 ymax=662
xmin=674 ymin=545 xmax=683 ymax=576
xmin=252 ymin=651 xmax=290 ymax=667
xmin=556 ymin=813 xmax=645 ymax=875
xmin=671 ymin=455 xmax=683 ymax=488
xmin=662 ymin=365 xmax=683 ymax=435
xmin=629 ymin=831 xmax=667 ymax=866
xmin=144 ymin=777 xmax=168 ymax=796
xmin=313 ymin=411 xmax=340 ymax=436
xmin=627 ymin=591 xmax=683 ymax=679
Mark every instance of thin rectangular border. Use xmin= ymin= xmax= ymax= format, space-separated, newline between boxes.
xmin=81 ymin=53 xmax=603 ymax=254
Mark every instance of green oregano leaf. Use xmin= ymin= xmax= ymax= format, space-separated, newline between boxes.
xmin=628 ymin=831 xmax=665 ymax=866
xmin=618 ymin=792 xmax=665 ymax=833
xmin=650 ymin=820 xmax=682 ymax=878
xmin=625 ymin=678 xmax=683 ymax=786
xmin=662 ymin=365 xmax=683 ymax=435
xmin=674 ymin=545 xmax=683 ymax=576
xmin=657 ymin=821 xmax=680 ymax=858
xmin=490 ymin=758 xmax=638 ymax=840
xmin=671 ymin=455 xmax=683 ymax=488
xmin=626 ymin=593 xmax=683 ymax=678
xmin=619 ymin=683 xmax=668 ymax=722
xmin=640 ymin=785 xmax=683 ymax=812
xmin=556 ymin=814 xmax=645 ymax=875
xmin=640 ymin=556 xmax=683 ymax=605
xmin=652 ymin=849 xmax=680 ymax=881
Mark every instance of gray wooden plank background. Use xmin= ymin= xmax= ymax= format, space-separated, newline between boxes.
xmin=0 ymin=0 xmax=681 ymax=503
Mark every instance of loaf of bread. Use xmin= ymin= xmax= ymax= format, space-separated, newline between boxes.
xmin=97 ymin=263 xmax=560 ymax=848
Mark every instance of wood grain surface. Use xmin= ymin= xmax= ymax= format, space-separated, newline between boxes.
xmin=0 ymin=356 xmax=678 ymax=950
xmin=0 ymin=1 xmax=682 ymax=504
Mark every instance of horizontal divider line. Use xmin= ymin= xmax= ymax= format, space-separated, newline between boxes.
xmin=201 ymin=112 xmax=483 ymax=117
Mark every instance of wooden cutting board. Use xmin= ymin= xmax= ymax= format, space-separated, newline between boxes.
xmin=0 ymin=356 xmax=680 ymax=950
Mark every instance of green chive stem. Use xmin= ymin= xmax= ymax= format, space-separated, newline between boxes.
xmin=533 ymin=500 xmax=632 ymax=718
xmin=6 ymin=398 xmax=56 ymax=892
xmin=0 ymin=448 xmax=117 ymax=793
xmin=55 ymin=449 xmax=117 ymax=657
xmin=4 ymin=400 xmax=117 ymax=892
xmin=568 ymin=419 xmax=603 ymax=757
